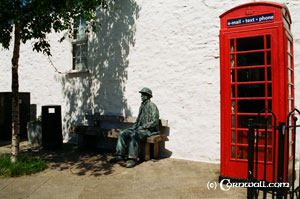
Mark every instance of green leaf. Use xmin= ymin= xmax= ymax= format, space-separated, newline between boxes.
xmin=0 ymin=0 xmax=109 ymax=53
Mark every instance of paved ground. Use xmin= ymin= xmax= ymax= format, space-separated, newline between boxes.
xmin=0 ymin=142 xmax=247 ymax=199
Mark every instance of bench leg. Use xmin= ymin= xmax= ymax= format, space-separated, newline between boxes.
xmin=77 ymin=134 xmax=86 ymax=150
xmin=153 ymin=142 xmax=159 ymax=159
xmin=139 ymin=142 xmax=145 ymax=161
xmin=144 ymin=142 xmax=150 ymax=160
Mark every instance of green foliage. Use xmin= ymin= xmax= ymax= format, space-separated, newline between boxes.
xmin=0 ymin=0 xmax=109 ymax=55
xmin=27 ymin=116 xmax=42 ymax=128
xmin=0 ymin=154 xmax=48 ymax=177
xmin=31 ymin=115 xmax=42 ymax=124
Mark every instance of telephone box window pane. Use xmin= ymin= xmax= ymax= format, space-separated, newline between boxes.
xmin=237 ymin=146 xmax=248 ymax=160
xmin=289 ymin=86 xmax=292 ymax=98
xmin=238 ymin=100 xmax=265 ymax=113
xmin=289 ymin=100 xmax=293 ymax=113
xmin=231 ymin=70 xmax=235 ymax=82
xmin=261 ymin=116 xmax=273 ymax=129
xmin=268 ymin=100 xmax=272 ymax=110
xmin=288 ymin=55 xmax=291 ymax=68
xmin=237 ymin=84 xmax=265 ymax=97
xmin=237 ymin=52 xmax=265 ymax=67
xmin=238 ymin=115 xmax=272 ymax=129
xmin=231 ymin=85 xmax=235 ymax=97
xmin=288 ymin=69 xmax=292 ymax=83
xmin=232 ymin=146 xmax=236 ymax=158
xmin=236 ymin=36 xmax=264 ymax=51
xmin=267 ymin=67 xmax=271 ymax=81
xmin=230 ymin=39 xmax=234 ymax=52
xmin=237 ymin=68 xmax=265 ymax=82
xmin=237 ymin=115 xmax=252 ymax=128
xmin=256 ymin=131 xmax=272 ymax=146
xmin=287 ymin=40 xmax=291 ymax=53
xmin=231 ymin=55 xmax=235 ymax=67
xmin=232 ymin=115 xmax=236 ymax=128
xmin=237 ymin=131 xmax=247 ymax=144
xmin=253 ymin=132 xmax=272 ymax=150
xmin=232 ymin=131 xmax=236 ymax=143
xmin=268 ymin=83 xmax=272 ymax=97
xmin=267 ymin=51 xmax=271 ymax=65
xmin=231 ymin=101 xmax=236 ymax=113
xmin=266 ymin=35 xmax=271 ymax=49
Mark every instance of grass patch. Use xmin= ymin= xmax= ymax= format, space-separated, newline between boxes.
xmin=0 ymin=154 xmax=47 ymax=177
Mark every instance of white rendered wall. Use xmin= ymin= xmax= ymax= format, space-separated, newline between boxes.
xmin=0 ymin=0 xmax=300 ymax=163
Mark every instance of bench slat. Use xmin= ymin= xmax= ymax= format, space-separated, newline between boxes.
xmin=71 ymin=126 xmax=120 ymax=138
xmin=146 ymin=135 xmax=169 ymax=143
xmin=72 ymin=126 xmax=168 ymax=144
xmin=92 ymin=115 xmax=137 ymax=123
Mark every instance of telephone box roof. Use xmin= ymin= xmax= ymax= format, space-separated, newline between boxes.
xmin=220 ymin=2 xmax=291 ymax=24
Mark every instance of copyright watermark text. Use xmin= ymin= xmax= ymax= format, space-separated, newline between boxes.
xmin=207 ymin=179 xmax=289 ymax=191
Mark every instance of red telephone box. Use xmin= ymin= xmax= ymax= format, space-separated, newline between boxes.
xmin=219 ymin=2 xmax=294 ymax=182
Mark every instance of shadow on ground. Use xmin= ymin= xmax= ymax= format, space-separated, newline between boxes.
xmin=23 ymin=143 xmax=116 ymax=177
xmin=1 ymin=141 xmax=170 ymax=177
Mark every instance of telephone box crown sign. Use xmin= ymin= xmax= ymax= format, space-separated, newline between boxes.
xmin=220 ymin=2 xmax=291 ymax=29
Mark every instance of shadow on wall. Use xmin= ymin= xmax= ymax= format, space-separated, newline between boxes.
xmin=89 ymin=0 xmax=140 ymax=116
xmin=59 ymin=0 xmax=141 ymax=141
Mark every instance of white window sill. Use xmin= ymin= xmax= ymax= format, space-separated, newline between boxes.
xmin=67 ymin=70 xmax=90 ymax=75
xmin=72 ymin=38 xmax=88 ymax=45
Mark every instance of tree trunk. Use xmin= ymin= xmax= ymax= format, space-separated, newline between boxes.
xmin=11 ymin=25 xmax=21 ymax=164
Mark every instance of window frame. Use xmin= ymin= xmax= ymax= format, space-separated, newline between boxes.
xmin=71 ymin=18 xmax=88 ymax=72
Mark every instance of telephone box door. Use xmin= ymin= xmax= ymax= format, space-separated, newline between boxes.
xmin=222 ymin=28 xmax=278 ymax=180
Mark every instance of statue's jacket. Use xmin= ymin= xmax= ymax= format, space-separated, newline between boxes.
xmin=133 ymin=99 xmax=160 ymax=136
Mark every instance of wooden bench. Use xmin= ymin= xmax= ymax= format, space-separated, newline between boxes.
xmin=70 ymin=115 xmax=169 ymax=160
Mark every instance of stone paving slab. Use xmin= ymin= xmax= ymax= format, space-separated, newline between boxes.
xmin=0 ymin=142 xmax=246 ymax=199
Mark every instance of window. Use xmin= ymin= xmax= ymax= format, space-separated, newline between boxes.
xmin=72 ymin=18 xmax=88 ymax=71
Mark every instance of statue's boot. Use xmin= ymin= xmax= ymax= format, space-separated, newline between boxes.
xmin=126 ymin=159 xmax=137 ymax=168
xmin=109 ymin=156 xmax=123 ymax=163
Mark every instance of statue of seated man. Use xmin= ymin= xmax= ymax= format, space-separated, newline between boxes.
xmin=110 ymin=87 xmax=160 ymax=168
